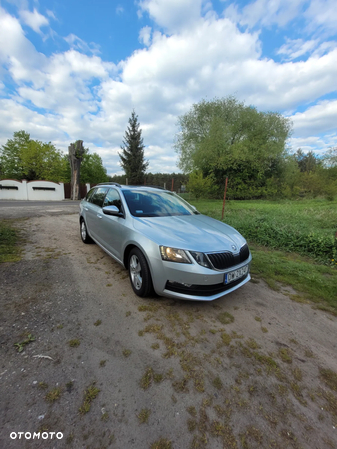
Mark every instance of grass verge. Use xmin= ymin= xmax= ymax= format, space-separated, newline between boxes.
xmin=251 ymin=245 xmax=337 ymax=313
xmin=0 ymin=220 xmax=22 ymax=263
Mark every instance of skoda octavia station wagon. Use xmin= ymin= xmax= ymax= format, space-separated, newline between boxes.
xmin=79 ymin=183 xmax=251 ymax=301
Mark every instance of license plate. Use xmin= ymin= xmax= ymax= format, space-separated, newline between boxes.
xmin=225 ymin=265 xmax=249 ymax=284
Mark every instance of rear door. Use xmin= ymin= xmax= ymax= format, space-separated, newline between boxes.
xmin=98 ymin=188 xmax=125 ymax=261
xmin=85 ymin=187 xmax=108 ymax=242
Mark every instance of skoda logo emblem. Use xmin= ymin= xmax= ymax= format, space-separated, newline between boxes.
xmin=232 ymin=245 xmax=237 ymax=251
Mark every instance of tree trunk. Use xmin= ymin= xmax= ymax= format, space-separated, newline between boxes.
xmin=68 ymin=141 xmax=85 ymax=200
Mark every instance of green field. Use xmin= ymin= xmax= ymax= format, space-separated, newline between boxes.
xmin=189 ymin=198 xmax=337 ymax=313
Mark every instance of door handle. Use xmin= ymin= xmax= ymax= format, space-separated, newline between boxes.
xmin=97 ymin=214 xmax=102 ymax=219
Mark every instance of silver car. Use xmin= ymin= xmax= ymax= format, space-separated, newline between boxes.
xmin=79 ymin=183 xmax=251 ymax=301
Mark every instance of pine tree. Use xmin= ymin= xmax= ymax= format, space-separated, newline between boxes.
xmin=119 ymin=111 xmax=149 ymax=184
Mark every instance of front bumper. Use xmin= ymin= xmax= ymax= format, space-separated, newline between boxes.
xmin=151 ymin=255 xmax=252 ymax=301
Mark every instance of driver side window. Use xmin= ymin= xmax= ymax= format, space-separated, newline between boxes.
xmin=103 ymin=188 xmax=122 ymax=211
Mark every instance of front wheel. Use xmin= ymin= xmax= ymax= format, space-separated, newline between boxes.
xmin=128 ymin=248 xmax=153 ymax=297
xmin=80 ymin=219 xmax=93 ymax=244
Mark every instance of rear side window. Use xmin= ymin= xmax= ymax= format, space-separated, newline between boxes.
xmin=90 ymin=187 xmax=108 ymax=207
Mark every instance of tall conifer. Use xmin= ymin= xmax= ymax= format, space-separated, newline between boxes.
xmin=119 ymin=111 xmax=148 ymax=184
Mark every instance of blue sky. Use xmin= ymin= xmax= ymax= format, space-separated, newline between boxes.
xmin=0 ymin=0 xmax=336 ymax=176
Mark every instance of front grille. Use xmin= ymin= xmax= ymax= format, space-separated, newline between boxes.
xmin=207 ymin=244 xmax=250 ymax=270
xmin=240 ymin=244 xmax=250 ymax=263
xmin=207 ymin=252 xmax=234 ymax=270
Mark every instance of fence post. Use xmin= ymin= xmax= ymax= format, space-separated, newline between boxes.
xmin=221 ymin=177 xmax=228 ymax=221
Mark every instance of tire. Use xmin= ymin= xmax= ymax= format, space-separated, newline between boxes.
xmin=128 ymin=248 xmax=153 ymax=297
xmin=80 ymin=218 xmax=93 ymax=244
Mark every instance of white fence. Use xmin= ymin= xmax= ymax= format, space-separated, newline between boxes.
xmin=0 ymin=180 xmax=65 ymax=201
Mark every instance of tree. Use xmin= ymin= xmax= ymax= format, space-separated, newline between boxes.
xmin=295 ymin=149 xmax=321 ymax=172
xmin=68 ymin=140 xmax=85 ymax=200
xmin=80 ymin=152 xmax=108 ymax=184
xmin=119 ymin=111 xmax=149 ymax=184
xmin=0 ymin=130 xmax=65 ymax=181
xmin=174 ymin=96 xmax=292 ymax=198
xmin=0 ymin=131 xmax=30 ymax=179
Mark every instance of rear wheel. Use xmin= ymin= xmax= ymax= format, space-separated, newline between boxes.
xmin=128 ymin=248 xmax=153 ymax=297
xmin=80 ymin=219 xmax=93 ymax=244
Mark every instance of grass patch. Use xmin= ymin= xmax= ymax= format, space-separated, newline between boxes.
xmin=278 ymin=348 xmax=292 ymax=364
xmin=193 ymin=198 xmax=337 ymax=312
xmin=150 ymin=438 xmax=172 ymax=449
xmin=217 ymin=312 xmax=234 ymax=325
xmin=250 ymin=245 xmax=337 ymax=311
xmin=94 ymin=319 xmax=102 ymax=326
xmin=319 ymin=368 xmax=337 ymax=391
xmin=137 ymin=408 xmax=151 ymax=424
xmin=212 ymin=376 xmax=223 ymax=390
xmin=79 ymin=383 xmax=100 ymax=415
xmin=194 ymin=198 xmax=337 ymax=263
xmin=45 ymin=387 xmax=62 ymax=403
xmin=0 ymin=220 xmax=23 ymax=263
xmin=122 ymin=349 xmax=131 ymax=358
xmin=68 ymin=338 xmax=80 ymax=347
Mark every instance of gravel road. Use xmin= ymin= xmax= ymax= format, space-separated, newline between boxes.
xmin=0 ymin=207 xmax=336 ymax=449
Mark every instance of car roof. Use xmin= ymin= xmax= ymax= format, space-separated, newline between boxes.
xmin=96 ymin=183 xmax=168 ymax=192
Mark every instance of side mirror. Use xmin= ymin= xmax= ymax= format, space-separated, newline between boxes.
xmin=102 ymin=205 xmax=123 ymax=217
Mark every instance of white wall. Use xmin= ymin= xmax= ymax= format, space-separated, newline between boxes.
xmin=27 ymin=180 xmax=64 ymax=201
xmin=0 ymin=179 xmax=65 ymax=201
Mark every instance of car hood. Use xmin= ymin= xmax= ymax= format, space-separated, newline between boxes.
xmin=133 ymin=214 xmax=246 ymax=253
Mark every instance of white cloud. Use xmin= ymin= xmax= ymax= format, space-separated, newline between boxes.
xmin=1 ymin=3 xmax=337 ymax=175
xmin=64 ymin=34 xmax=101 ymax=55
xmin=277 ymin=38 xmax=319 ymax=60
xmin=224 ymin=0 xmax=305 ymax=29
xmin=138 ymin=0 xmax=203 ymax=32
xmin=19 ymin=8 xmax=49 ymax=33
xmin=290 ymin=99 xmax=337 ymax=136
xmin=139 ymin=26 xmax=152 ymax=46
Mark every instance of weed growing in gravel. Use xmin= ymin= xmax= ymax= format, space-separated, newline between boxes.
xmin=45 ymin=387 xmax=62 ymax=403
xmin=212 ymin=376 xmax=223 ymax=390
xmin=79 ymin=383 xmax=100 ymax=415
xmin=217 ymin=312 xmax=234 ymax=324
xmin=99 ymin=360 xmax=106 ymax=367
xmin=150 ymin=437 xmax=172 ymax=449
xmin=14 ymin=334 xmax=35 ymax=352
xmin=38 ymin=382 xmax=48 ymax=390
xmin=94 ymin=319 xmax=102 ymax=326
xmin=319 ymin=368 xmax=337 ymax=391
xmin=68 ymin=339 xmax=80 ymax=347
xmin=137 ymin=408 xmax=151 ymax=424
xmin=279 ymin=348 xmax=292 ymax=363
xmin=122 ymin=349 xmax=131 ymax=357
xmin=101 ymin=412 xmax=109 ymax=422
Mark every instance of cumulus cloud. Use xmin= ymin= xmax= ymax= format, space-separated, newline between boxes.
xmin=0 ymin=2 xmax=337 ymax=174
xmin=290 ymin=100 xmax=337 ymax=136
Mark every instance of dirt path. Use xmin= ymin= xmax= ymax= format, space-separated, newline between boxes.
xmin=0 ymin=213 xmax=336 ymax=449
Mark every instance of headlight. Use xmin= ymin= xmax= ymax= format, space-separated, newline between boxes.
xmin=160 ymin=246 xmax=191 ymax=264
xmin=189 ymin=251 xmax=212 ymax=269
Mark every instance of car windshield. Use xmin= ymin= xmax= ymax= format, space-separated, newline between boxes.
xmin=122 ymin=190 xmax=198 ymax=217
